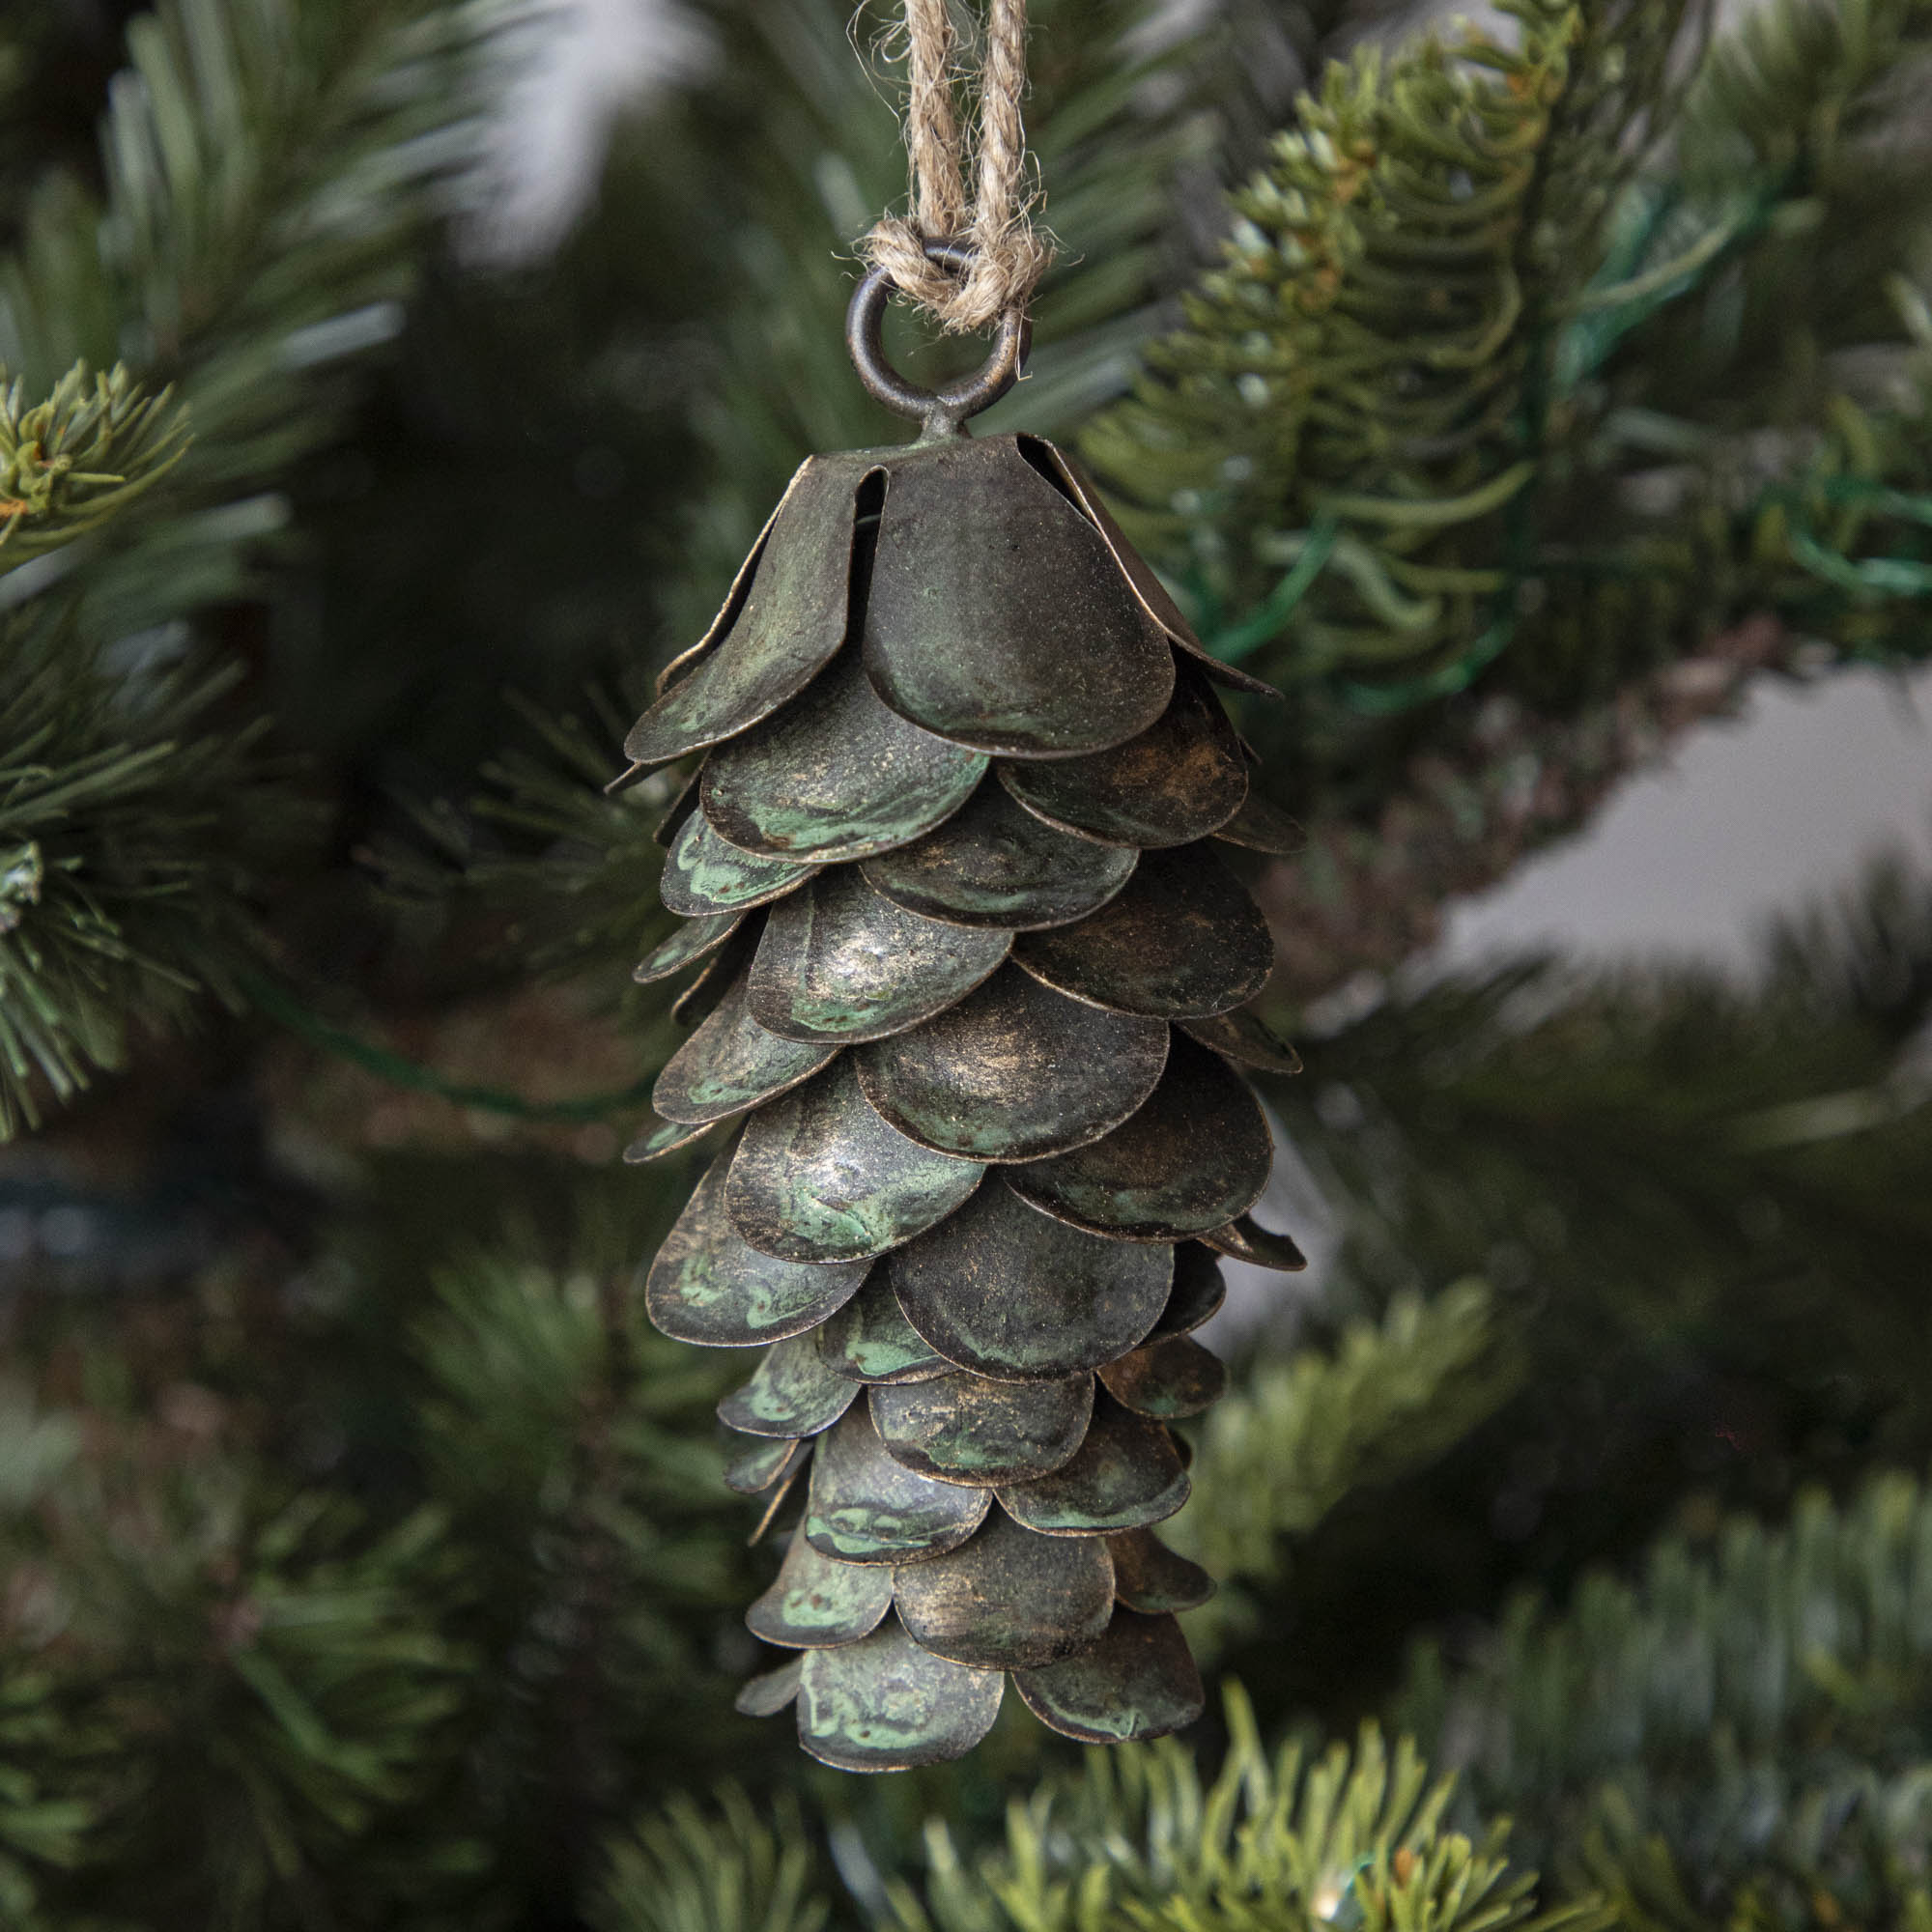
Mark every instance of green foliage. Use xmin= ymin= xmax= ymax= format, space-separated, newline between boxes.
xmin=1083 ymin=0 xmax=1683 ymax=696
xmin=0 ymin=361 xmax=188 ymax=566
xmin=1179 ymin=1284 xmax=1520 ymax=1617
xmin=589 ymin=1786 xmax=831 ymax=1932
xmin=1086 ymin=0 xmax=1932 ymax=778
xmin=0 ymin=0 xmax=510 ymax=636
xmin=1399 ymin=1470 xmax=1932 ymax=1931
xmin=0 ymin=1380 xmax=479 ymax=1928
xmin=0 ymin=599 xmax=288 ymax=1135
xmin=408 ymin=1247 xmax=771 ymax=1893
xmin=880 ymin=1690 xmax=1608 ymax=1932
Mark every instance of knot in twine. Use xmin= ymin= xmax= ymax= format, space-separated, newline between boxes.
xmin=861 ymin=0 xmax=1053 ymax=334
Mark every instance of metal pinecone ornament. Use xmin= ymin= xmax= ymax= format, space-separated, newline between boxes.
xmin=622 ymin=250 xmax=1307 ymax=1771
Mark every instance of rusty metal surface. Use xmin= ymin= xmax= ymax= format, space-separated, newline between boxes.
xmin=869 ymin=1370 xmax=1094 ymax=1487
xmin=726 ymin=1057 xmax=985 ymax=1264
xmin=718 ymin=1332 xmax=864 ymax=1437
xmin=862 ymin=778 xmax=1137 ymax=930
xmin=625 ymin=454 xmax=876 ymax=765
xmin=997 ymin=1396 xmax=1189 ymax=1536
xmin=1013 ymin=845 xmax=1274 ymax=1019
xmin=634 ymin=909 xmax=743 ymax=985
xmin=804 ymin=1405 xmax=990 ymax=1564
xmin=653 ymin=972 xmax=839 ymax=1125
xmin=747 ymin=1530 xmax=895 ymax=1649
xmin=997 ymin=665 xmax=1247 ymax=850
xmin=749 ymin=867 xmax=1009 ymax=1044
xmin=1199 ymin=1214 xmax=1309 ymax=1271
xmin=813 ymin=1271 xmax=950 ymax=1384
xmin=1097 ymin=1336 xmax=1226 ymax=1420
xmin=647 ymin=1150 xmax=871 ymax=1346
xmin=1011 ymin=1606 xmax=1205 ymax=1743
xmin=1106 ymin=1529 xmax=1214 ymax=1614
xmin=1179 ymin=1005 xmax=1304 ymax=1075
xmin=1213 ymin=787 xmax=1305 ymax=856
xmin=662 ymin=810 xmax=817 ymax=918
xmin=894 ymin=1510 xmax=1113 ymax=1669
xmin=864 ymin=439 xmax=1176 ymax=757
xmin=795 ymin=1615 xmax=1004 ymax=1771
xmin=1019 ymin=437 xmax=1277 ymax=701
xmin=701 ymin=647 xmax=987 ymax=863
xmin=734 ymin=1656 xmax=804 ymax=1717
xmin=885 ymin=1181 xmax=1171 ymax=1381
xmin=855 ymin=968 xmax=1168 ymax=1162
xmin=1150 ymin=1244 xmax=1228 ymax=1338
xmin=1007 ymin=1034 xmax=1272 ymax=1240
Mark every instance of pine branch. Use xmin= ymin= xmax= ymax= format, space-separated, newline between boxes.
xmin=0 ymin=360 xmax=188 ymax=567
xmin=589 ymin=1786 xmax=831 ymax=1932
xmin=1397 ymin=1470 xmax=1932 ymax=1928
xmin=1178 ymin=1283 xmax=1522 ymax=1643
xmin=0 ymin=0 xmax=515 ymax=638
xmin=884 ymin=1690 xmax=1612 ymax=1932
xmin=0 ymin=597 xmax=298 ymax=1136
xmin=0 ymin=1394 xmax=479 ymax=1927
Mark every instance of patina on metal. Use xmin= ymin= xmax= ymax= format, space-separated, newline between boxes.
xmin=997 ymin=1397 xmax=1189 ymax=1537
xmin=700 ymin=646 xmax=987 ymax=863
xmin=997 ymin=665 xmax=1247 ymax=850
xmin=1012 ymin=844 xmax=1275 ymax=1019
xmin=1179 ymin=1005 xmax=1303 ymax=1075
xmin=862 ymin=778 xmax=1138 ymax=930
xmin=796 ymin=1615 xmax=1005 ymax=1772
xmin=652 ymin=972 xmax=838 ymax=1125
xmin=884 ymin=1180 xmax=1171 ymax=1381
xmin=855 ymin=968 xmax=1168 ymax=1161
xmin=1007 ymin=1034 xmax=1273 ymax=1241
xmin=724 ymin=1434 xmax=810 ymax=1497
xmin=734 ymin=1657 xmax=803 ymax=1718
xmin=894 ymin=1510 xmax=1114 ymax=1669
xmin=813 ymin=1270 xmax=950 ymax=1384
xmin=864 ymin=438 xmax=1177 ymax=758
xmin=1199 ymin=1214 xmax=1310 ymax=1272
xmin=747 ymin=1530 xmax=895 ymax=1649
xmin=719 ymin=1331 xmax=864 ymax=1437
xmin=1011 ymin=1606 xmax=1206 ymax=1744
xmin=804 ymin=1404 xmax=991 ymax=1564
xmin=1149 ymin=1244 xmax=1228 ymax=1338
xmin=869 ymin=1370 xmax=1094 ymax=1487
xmin=646 ymin=1151 xmax=871 ymax=1347
xmin=621 ymin=1114 xmax=716 ymax=1166
xmin=1106 ymin=1529 xmax=1214 ymax=1614
xmin=726 ymin=1057 xmax=985 ymax=1264
xmin=661 ymin=809 xmax=817 ymax=918
xmin=634 ymin=908 xmax=742 ymax=985
xmin=1014 ymin=436 xmax=1278 ymax=702
xmin=622 ymin=455 xmax=879 ymax=769
xmin=748 ymin=867 xmax=1010 ymax=1043
xmin=1212 ymin=787 xmax=1305 ymax=856
xmin=1097 ymin=1335 xmax=1226 ymax=1420
xmin=668 ymin=913 xmax=762 ymax=1028
xmin=635 ymin=245 xmax=1317 ymax=1767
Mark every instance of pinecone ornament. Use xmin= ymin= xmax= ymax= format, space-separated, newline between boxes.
xmin=624 ymin=422 xmax=1307 ymax=1772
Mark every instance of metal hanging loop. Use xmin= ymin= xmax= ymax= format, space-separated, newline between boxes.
xmin=847 ymin=238 xmax=1031 ymax=440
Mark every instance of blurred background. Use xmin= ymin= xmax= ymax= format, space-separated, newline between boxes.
xmin=3 ymin=0 xmax=1931 ymax=1925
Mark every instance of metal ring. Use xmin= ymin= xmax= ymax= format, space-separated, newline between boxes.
xmin=846 ymin=237 xmax=1031 ymax=439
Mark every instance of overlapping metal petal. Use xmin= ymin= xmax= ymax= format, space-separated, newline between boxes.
xmin=627 ymin=433 xmax=1306 ymax=1771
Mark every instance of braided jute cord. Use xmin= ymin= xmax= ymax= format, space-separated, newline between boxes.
xmin=862 ymin=0 xmax=1053 ymax=333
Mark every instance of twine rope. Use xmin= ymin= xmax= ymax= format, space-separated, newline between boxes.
xmin=862 ymin=0 xmax=1052 ymax=333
